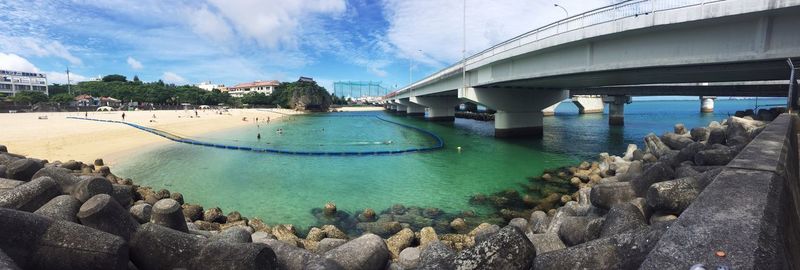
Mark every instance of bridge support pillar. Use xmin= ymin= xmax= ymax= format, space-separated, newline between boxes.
xmin=700 ymin=96 xmax=716 ymax=113
xmin=541 ymin=102 xmax=560 ymax=116
xmin=398 ymin=99 xmax=425 ymax=117
xmin=459 ymin=87 xmax=568 ymax=137
xmin=410 ymin=96 xmax=461 ymax=121
xmin=603 ymin=95 xmax=631 ymax=126
xmin=571 ymin=95 xmax=605 ymax=114
xmin=394 ymin=103 xmax=407 ymax=115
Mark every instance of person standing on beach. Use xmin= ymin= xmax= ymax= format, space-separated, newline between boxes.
xmin=122 ymin=112 xmax=126 ymax=121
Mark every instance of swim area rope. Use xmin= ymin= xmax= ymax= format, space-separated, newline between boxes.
xmin=67 ymin=115 xmax=444 ymax=156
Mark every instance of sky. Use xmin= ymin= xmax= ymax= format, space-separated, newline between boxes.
xmin=0 ymin=0 xmax=615 ymax=92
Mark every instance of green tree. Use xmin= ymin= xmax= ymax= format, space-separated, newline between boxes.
xmin=49 ymin=93 xmax=75 ymax=103
xmin=132 ymin=75 xmax=142 ymax=84
xmin=275 ymin=81 xmax=332 ymax=111
xmin=10 ymin=91 xmax=49 ymax=104
xmin=241 ymin=92 xmax=271 ymax=105
xmin=102 ymin=74 xmax=127 ymax=82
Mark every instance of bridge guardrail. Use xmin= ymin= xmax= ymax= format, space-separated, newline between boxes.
xmin=389 ymin=0 xmax=725 ymax=98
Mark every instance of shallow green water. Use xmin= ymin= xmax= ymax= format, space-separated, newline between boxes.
xmin=115 ymin=98 xmax=781 ymax=229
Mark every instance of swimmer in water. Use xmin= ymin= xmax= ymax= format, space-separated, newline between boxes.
xmin=257 ymin=133 xmax=261 ymax=140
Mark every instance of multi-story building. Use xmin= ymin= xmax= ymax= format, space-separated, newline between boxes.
xmin=0 ymin=70 xmax=48 ymax=96
xmin=196 ymin=81 xmax=225 ymax=91
xmin=227 ymin=80 xmax=279 ymax=98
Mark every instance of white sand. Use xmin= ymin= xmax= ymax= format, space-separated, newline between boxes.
xmin=0 ymin=108 xmax=300 ymax=165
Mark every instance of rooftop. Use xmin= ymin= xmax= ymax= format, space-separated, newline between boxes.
xmin=232 ymin=80 xmax=279 ymax=89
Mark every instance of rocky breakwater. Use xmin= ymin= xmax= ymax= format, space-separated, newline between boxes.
xmin=526 ymin=116 xmax=771 ymax=269
xmin=0 ymin=114 xmax=773 ymax=269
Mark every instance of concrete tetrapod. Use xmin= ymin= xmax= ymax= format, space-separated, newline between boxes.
xmin=150 ymin=198 xmax=189 ymax=232
xmin=33 ymin=195 xmax=82 ymax=223
xmin=77 ymin=194 xmax=139 ymax=241
xmin=129 ymin=223 xmax=278 ymax=270
xmin=71 ymin=176 xmax=113 ymax=203
xmin=0 ymin=176 xmax=61 ymax=212
xmin=0 ymin=208 xmax=128 ymax=270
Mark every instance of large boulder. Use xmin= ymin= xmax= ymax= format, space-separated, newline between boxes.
xmin=30 ymin=167 xmax=80 ymax=193
xmin=5 ymin=159 xmax=43 ymax=182
xmin=644 ymin=133 xmax=670 ymax=158
xmin=323 ymin=234 xmax=389 ymax=270
xmin=694 ymin=147 xmax=736 ymax=166
xmin=690 ymin=127 xmax=710 ymax=142
xmin=0 ymin=176 xmax=61 ymax=212
xmin=33 ymin=195 xmax=81 ymax=223
xmin=631 ymin=162 xmax=675 ymax=196
xmin=417 ymin=241 xmax=456 ymax=270
xmin=419 ymin=227 xmax=438 ymax=250
xmin=646 ymin=168 xmax=723 ymax=214
xmin=725 ymin=116 xmax=766 ymax=141
xmin=398 ymin=247 xmax=421 ymax=269
xmin=660 ymin=132 xmax=694 ymax=150
xmin=600 ymin=202 xmax=647 ymax=237
xmin=557 ymin=216 xmax=603 ymax=246
xmin=534 ymin=223 xmax=670 ymax=269
xmin=356 ymin=221 xmax=402 ymax=237
xmin=590 ymin=181 xmax=637 ymax=210
xmin=453 ymin=226 xmax=535 ymax=270
xmin=675 ymin=142 xmax=707 ymax=164
xmin=130 ymin=223 xmax=277 ymax=270
xmin=316 ymin=238 xmax=347 ymax=254
xmin=386 ymin=228 xmax=414 ymax=259
xmin=528 ymin=211 xmax=550 ymax=234
xmin=0 ymin=208 xmax=129 ymax=270
xmin=528 ymin=233 xmax=566 ymax=255
xmin=707 ymin=127 xmax=726 ymax=145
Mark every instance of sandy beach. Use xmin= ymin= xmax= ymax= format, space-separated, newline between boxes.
xmin=0 ymin=108 xmax=300 ymax=165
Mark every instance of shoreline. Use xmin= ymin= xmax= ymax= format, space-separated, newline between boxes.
xmin=0 ymin=107 xmax=783 ymax=269
xmin=0 ymin=108 xmax=301 ymax=166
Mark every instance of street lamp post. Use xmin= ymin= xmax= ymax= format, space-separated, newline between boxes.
xmin=554 ymin=3 xmax=569 ymax=33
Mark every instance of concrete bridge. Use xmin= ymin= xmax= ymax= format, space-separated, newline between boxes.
xmin=384 ymin=0 xmax=800 ymax=137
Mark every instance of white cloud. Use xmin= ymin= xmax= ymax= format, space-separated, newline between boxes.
xmin=205 ymin=0 xmax=347 ymax=48
xmin=188 ymin=5 xmax=234 ymax=44
xmin=382 ymin=0 xmax=612 ymax=66
xmin=0 ymin=37 xmax=82 ymax=65
xmin=46 ymin=71 xmax=90 ymax=84
xmin=127 ymin=56 xmax=143 ymax=70
xmin=0 ymin=53 xmax=88 ymax=84
xmin=0 ymin=53 xmax=40 ymax=72
xmin=162 ymin=71 xmax=187 ymax=84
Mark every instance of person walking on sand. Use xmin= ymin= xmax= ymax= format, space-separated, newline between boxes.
xmin=122 ymin=112 xmax=126 ymax=121
xmin=85 ymin=112 xmax=88 ymax=118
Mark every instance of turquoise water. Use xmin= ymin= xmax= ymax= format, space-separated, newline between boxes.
xmin=115 ymin=98 xmax=782 ymax=229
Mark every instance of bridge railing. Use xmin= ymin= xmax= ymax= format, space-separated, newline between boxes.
xmin=389 ymin=0 xmax=725 ymax=98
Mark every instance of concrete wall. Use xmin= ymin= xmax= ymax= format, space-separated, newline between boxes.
xmin=642 ymin=114 xmax=800 ymax=269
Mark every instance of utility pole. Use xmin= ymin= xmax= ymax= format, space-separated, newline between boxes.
xmin=66 ymin=67 xmax=71 ymax=95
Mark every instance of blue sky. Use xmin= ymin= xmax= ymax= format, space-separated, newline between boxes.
xmin=0 ymin=0 xmax=613 ymax=92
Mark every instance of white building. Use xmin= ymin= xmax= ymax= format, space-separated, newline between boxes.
xmin=0 ymin=70 xmax=48 ymax=96
xmin=227 ymin=80 xmax=279 ymax=98
xmin=196 ymin=81 xmax=225 ymax=91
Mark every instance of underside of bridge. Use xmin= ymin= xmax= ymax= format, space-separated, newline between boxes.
xmin=384 ymin=0 xmax=800 ymax=137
